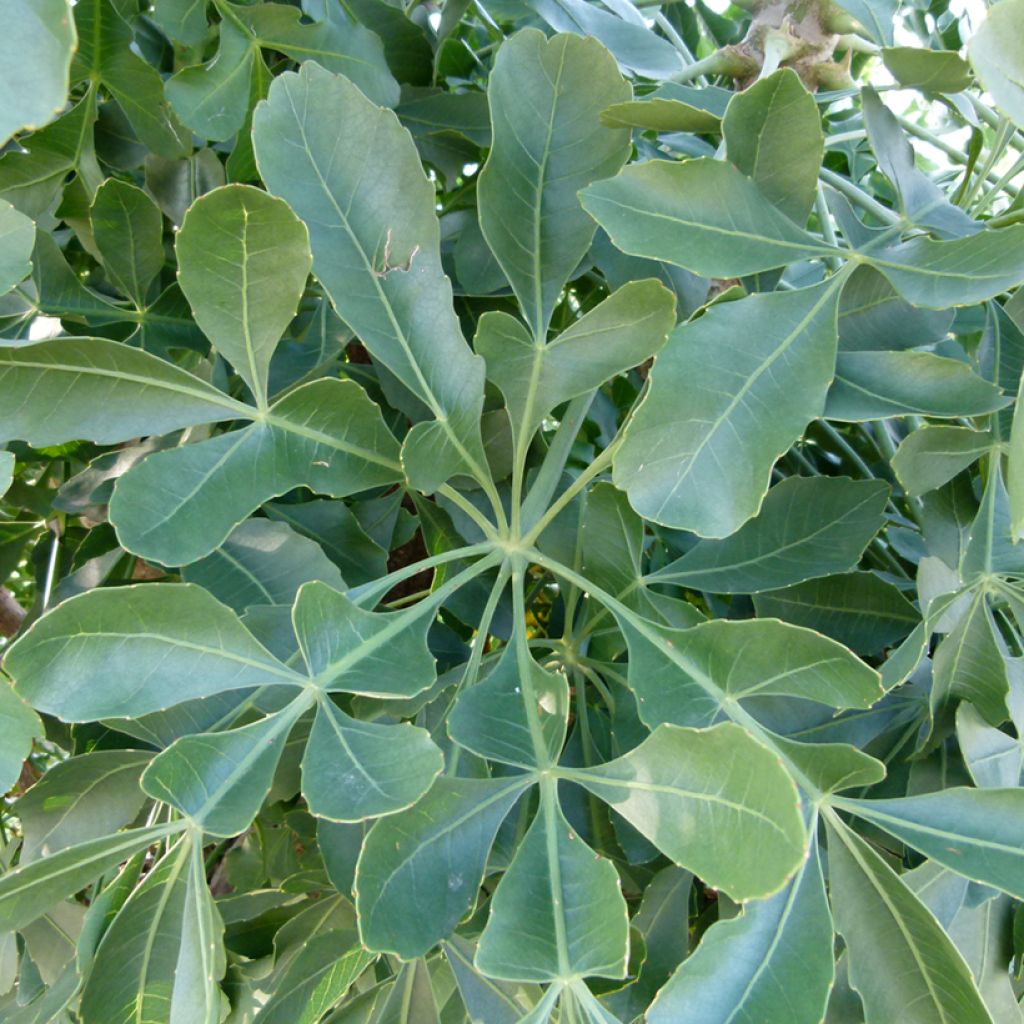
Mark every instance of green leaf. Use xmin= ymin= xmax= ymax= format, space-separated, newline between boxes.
xmin=263 ymin=499 xmax=388 ymax=587
xmin=5 ymin=583 xmax=301 ymax=720
xmin=0 ymin=681 xmax=41 ymax=793
xmin=293 ymin=579 xmax=436 ymax=697
xmin=723 ymin=68 xmax=823 ymax=225
xmin=476 ymin=279 xmax=675 ymax=448
xmin=376 ymin=958 xmax=440 ymax=1024
xmin=862 ymin=88 xmax=978 ymax=238
xmin=79 ymin=835 xmax=225 ymax=1024
xmin=865 ymin=227 xmax=1024 ymax=309
xmin=108 ymin=378 xmax=403 ymax=564
xmin=445 ymin=936 xmax=542 ymax=1024
xmin=754 ymin=571 xmax=920 ymax=656
xmin=477 ymin=29 xmax=630 ymax=337
xmin=600 ymin=83 xmax=730 ymax=133
xmin=301 ymin=695 xmax=442 ymax=821
xmin=931 ymin=592 xmax=1009 ymax=728
xmin=253 ymin=941 xmax=375 ymax=1024
xmin=969 ymin=0 xmax=1024 ymax=131
xmin=648 ymin=841 xmax=833 ymax=1024
xmin=356 ymin=775 xmax=531 ymax=958
xmin=0 ymin=0 xmax=76 ymax=145
xmin=141 ymin=698 xmax=308 ymax=836
xmin=827 ymin=816 xmax=994 ymax=1024
xmin=0 ymin=90 xmax=97 ymax=218
xmin=0 ymin=450 xmax=12 ymax=497
xmin=652 ymin=476 xmax=888 ymax=593
xmin=253 ymin=62 xmax=489 ymax=493
xmin=0 ymin=337 xmax=248 ymax=447
xmin=176 ymin=184 xmax=311 ymax=407
xmin=565 ymin=723 xmax=807 ymax=900
xmin=834 ymin=0 xmax=897 ymax=44
xmin=182 ymin=518 xmax=345 ymax=612
xmin=580 ymin=158 xmax=839 ymax=278
xmin=448 ymin=642 xmax=569 ymax=769
xmin=0 ymin=823 xmax=183 ymax=933
xmin=1008 ymin=368 xmax=1024 ymax=539
xmin=237 ymin=1 xmax=400 ymax=109
xmin=882 ymin=47 xmax=973 ymax=93
xmin=769 ymin=736 xmax=887 ymax=796
xmin=475 ymin=786 xmax=629 ymax=982
xmin=90 ymin=179 xmax=164 ymax=306
xmin=826 ymin=351 xmax=1010 ymax=420
xmin=893 ymin=426 xmax=993 ymax=497
xmin=72 ymin=0 xmax=190 ymax=159
xmin=836 ymin=788 xmax=1024 ymax=900
xmin=166 ymin=17 xmax=256 ymax=142
xmin=613 ymin=278 xmax=844 ymax=535
xmin=0 ymin=198 xmax=34 ymax=297
xmin=838 ymin=264 xmax=952 ymax=353
xmin=16 ymin=750 xmax=152 ymax=861
xmin=623 ymin=617 xmax=882 ymax=730
xmin=150 ymin=0 xmax=208 ymax=45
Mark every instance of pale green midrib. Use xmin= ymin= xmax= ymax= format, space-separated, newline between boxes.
xmin=238 ymin=201 xmax=265 ymax=408
xmin=202 ymin=545 xmax=274 ymax=605
xmin=540 ymin=778 xmax=572 ymax=979
xmin=529 ymin=41 xmax=569 ymax=341
xmin=27 ymin=629 xmax=302 ymax=681
xmin=262 ymin=405 xmax=403 ymax=472
xmin=185 ymin=697 xmax=309 ymax=826
xmin=566 ymin=768 xmax=797 ymax=844
xmin=27 ymin=756 xmax=150 ymax=859
xmin=587 ymin=192 xmax=843 ymax=258
xmin=0 ymin=358 xmax=251 ymax=416
xmin=721 ymin=856 xmax=807 ymax=1024
xmin=310 ymin=553 xmax=498 ymax=688
xmin=838 ymin=797 xmax=1024 ymax=861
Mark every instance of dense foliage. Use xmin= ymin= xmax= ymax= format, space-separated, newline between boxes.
xmin=2 ymin=0 xmax=1024 ymax=1020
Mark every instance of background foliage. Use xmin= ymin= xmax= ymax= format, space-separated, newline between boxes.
xmin=2 ymin=0 xmax=1024 ymax=1020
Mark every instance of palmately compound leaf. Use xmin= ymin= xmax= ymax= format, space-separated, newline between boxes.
xmin=477 ymin=28 xmax=631 ymax=338
xmin=613 ymin=278 xmax=845 ymax=536
xmin=564 ymin=723 xmax=808 ymax=900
